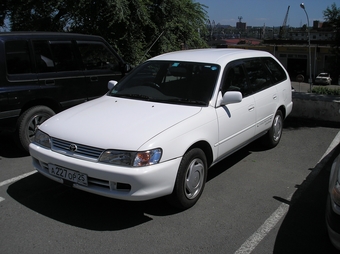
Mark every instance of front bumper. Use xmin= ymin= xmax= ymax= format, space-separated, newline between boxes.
xmin=29 ymin=143 xmax=181 ymax=201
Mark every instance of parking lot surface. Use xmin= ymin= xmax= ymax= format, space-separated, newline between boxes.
xmin=0 ymin=118 xmax=339 ymax=254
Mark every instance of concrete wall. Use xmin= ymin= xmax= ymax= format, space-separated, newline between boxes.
xmin=290 ymin=92 xmax=340 ymax=123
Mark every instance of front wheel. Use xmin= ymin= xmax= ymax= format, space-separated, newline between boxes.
xmin=16 ymin=106 xmax=55 ymax=153
xmin=262 ymin=110 xmax=283 ymax=148
xmin=167 ymin=148 xmax=207 ymax=209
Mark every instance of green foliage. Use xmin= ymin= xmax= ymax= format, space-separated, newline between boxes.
xmin=2 ymin=0 xmax=208 ymax=65
xmin=312 ymin=86 xmax=340 ymax=96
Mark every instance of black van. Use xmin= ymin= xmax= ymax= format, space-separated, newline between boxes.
xmin=0 ymin=32 xmax=131 ymax=152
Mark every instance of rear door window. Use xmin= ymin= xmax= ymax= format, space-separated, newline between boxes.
xmin=5 ymin=40 xmax=32 ymax=74
xmin=50 ymin=41 xmax=81 ymax=72
xmin=243 ymin=58 xmax=273 ymax=93
xmin=33 ymin=40 xmax=55 ymax=72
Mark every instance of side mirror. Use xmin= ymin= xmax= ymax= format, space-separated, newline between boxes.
xmin=123 ymin=63 xmax=132 ymax=73
xmin=220 ymin=91 xmax=242 ymax=106
xmin=108 ymin=80 xmax=118 ymax=90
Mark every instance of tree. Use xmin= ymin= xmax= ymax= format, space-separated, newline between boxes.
xmin=2 ymin=0 xmax=208 ymax=65
xmin=323 ymin=3 xmax=340 ymax=81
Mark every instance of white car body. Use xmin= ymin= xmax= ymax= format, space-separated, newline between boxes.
xmin=29 ymin=49 xmax=293 ymax=209
xmin=327 ymin=152 xmax=340 ymax=250
xmin=315 ymin=72 xmax=332 ymax=85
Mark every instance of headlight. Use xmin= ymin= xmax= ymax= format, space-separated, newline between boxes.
xmin=34 ymin=130 xmax=51 ymax=149
xmin=99 ymin=148 xmax=162 ymax=167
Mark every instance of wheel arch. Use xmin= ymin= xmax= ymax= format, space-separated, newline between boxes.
xmin=277 ymin=105 xmax=286 ymax=119
xmin=185 ymin=140 xmax=214 ymax=168
xmin=19 ymin=98 xmax=61 ymax=117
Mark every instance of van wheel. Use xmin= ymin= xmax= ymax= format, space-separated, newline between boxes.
xmin=16 ymin=106 xmax=55 ymax=153
xmin=263 ymin=110 xmax=283 ymax=148
xmin=167 ymin=148 xmax=207 ymax=210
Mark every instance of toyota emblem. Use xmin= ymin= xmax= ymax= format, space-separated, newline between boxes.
xmin=69 ymin=144 xmax=77 ymax=152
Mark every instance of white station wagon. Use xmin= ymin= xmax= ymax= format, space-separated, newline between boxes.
xmin=29 ymin=49 xmax=293 ymax=209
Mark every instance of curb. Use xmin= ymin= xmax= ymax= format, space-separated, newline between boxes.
xmin=290 ymin=92 xmax=340 ymax=124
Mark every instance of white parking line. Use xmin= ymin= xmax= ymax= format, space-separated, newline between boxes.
xmin=0 ymin=171 xmax=36 ymax=187
xmin=234 ymin=202 xmax=289 ymax=254
xmin=234 ymin=130 xmax=340 ymax=254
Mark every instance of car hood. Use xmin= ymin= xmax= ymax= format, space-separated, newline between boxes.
xmin=40 ymin=96 xmax=202 ymax=150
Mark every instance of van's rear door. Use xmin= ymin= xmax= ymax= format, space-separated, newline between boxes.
xmin=33 ymin=40 xmax=87 ymax=110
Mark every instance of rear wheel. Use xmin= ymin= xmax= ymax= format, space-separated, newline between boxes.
xmin=16 ymin=106 xmax=55 ymax=152
xmin=167 ymin=148 xmax=207 ymax=209
xmin=262 ymin=110 xmax=283 ymax=148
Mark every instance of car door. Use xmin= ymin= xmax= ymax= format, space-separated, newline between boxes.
xmin=33 ymin=39 xmax=87 ymax=110
xmin=243 ymin=57 xmax=283 ymax=136
xmin=77 ymin=41 xmax=124 ymax=100
xmin=215 ymin=61 xmax=256 ymax=158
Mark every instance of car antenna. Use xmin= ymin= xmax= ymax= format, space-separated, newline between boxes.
xmin=138 ymin=31 xmax=164 ymax=64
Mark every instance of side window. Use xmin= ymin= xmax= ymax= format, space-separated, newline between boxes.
xmin=263 ymin=57 xmax=287 ymax=84
xmin=223 ymin=63 xmax=249 ymax=97
xmin=77 ymin=42 xmax=120 ymax=73
xmin=5 ymin=40 xmax=32 ymax=74
xmin=243 ymin=58 xmax=273 ymax=93
xmin=33 ymin=40 xmax=55 ymax=73
xmin=50 ymin=41 xmax=81 ymax=72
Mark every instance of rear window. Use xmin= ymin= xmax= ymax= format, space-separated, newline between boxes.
xmin=263 ymin=57 xmax=287 ymax=84
xmin=5 ymin=40 xmax=32 ymax=74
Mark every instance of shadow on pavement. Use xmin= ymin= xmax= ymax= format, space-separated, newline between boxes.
xmin=273 ymin=143 xmax=340 ymax=253
xmin=6 ymin=172 xmax=182 ymax=231
xmin=0 ymin=131 xmax=28 ymax=158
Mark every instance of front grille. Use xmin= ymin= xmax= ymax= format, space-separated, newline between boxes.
xmin=51 ymin=137 xmax=104 ymax=161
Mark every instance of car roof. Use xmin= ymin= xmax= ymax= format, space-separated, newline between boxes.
xmin=149 ymin=48 xmax=273 ymax=65
xmin=0 ymin=31 xmax=103 ymax=41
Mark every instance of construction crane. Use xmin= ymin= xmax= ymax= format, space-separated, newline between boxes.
xmin=279 ymin=6 xmax=290 ymax=39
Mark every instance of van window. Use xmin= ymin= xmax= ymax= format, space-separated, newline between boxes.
xmin=33 ymin=40 xmax=55 ymax=73
xmin=5 ymin=40 xmax=32 ymax=74
xmin=262 ymin=57 xmax=287 ymax=84
xmin=223 ymin=63 xmax=249 ymax=97
xmin=243 ymin=58 xmax=273 ymax=93
xmin=77 ymin=42 xmax=120 ymax=73
xmin=50 ymin=41 xmax=81 ymax=72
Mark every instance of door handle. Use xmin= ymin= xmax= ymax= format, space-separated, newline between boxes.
xmin=248 ymin=105 xmax=255 ymax=111
xmin=45 ymin=80 xmax=55 ymax=86
xmin=90 ymin=76 xmax=98 ymax=82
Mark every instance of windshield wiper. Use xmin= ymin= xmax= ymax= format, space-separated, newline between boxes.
xmin=113 ymin=93 xmax=151 ymax=100
xmin=157 ymin=98 xmax=207 ymax=106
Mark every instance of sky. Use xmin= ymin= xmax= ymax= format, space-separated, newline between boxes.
xmin=195 ymin=0 xmax=338 ymax=27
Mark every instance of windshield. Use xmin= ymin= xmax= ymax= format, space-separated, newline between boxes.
xmin=109 ymin=61 xmax=220 ymax=106
xmin=318 ymin=73 xmax=329 ymax=77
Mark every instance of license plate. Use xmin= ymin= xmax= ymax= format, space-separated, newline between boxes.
xmin=48 ymin=164 xmax=88 ymax=186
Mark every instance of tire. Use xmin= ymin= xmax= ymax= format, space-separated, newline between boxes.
xmin=262 ymin=110 xmax=283 ymax=148
xmin=16 ymin=106 xmax=55 ymax=153
xmin=167 ymin=148 xmax=207 ymax=209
